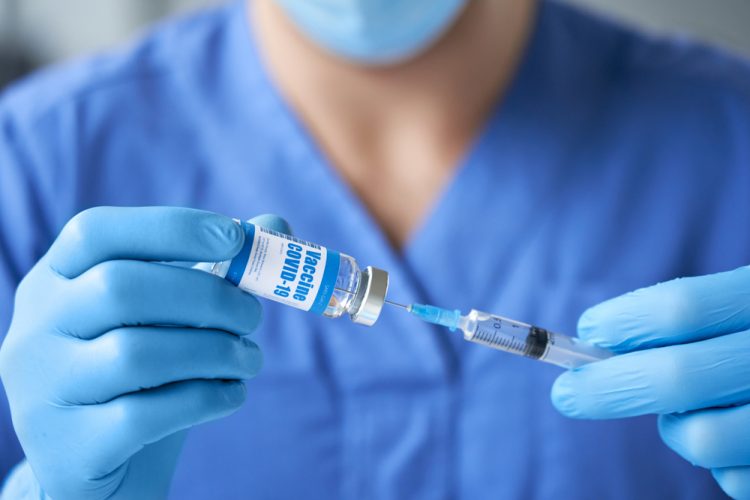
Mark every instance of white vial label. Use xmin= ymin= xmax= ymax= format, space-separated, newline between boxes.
xmin=226 ymin=222 xmax=340 ymax=314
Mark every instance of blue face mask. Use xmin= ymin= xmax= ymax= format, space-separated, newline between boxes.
xmin=274 ymin=0 xmax=469 ymax=64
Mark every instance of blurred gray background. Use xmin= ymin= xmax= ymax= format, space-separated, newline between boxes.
xmin=1 ymin=0 xmax=749 ymax=89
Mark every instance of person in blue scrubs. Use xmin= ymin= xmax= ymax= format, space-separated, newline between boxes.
xmin=1 ymin=0 xmax=750 ymax=498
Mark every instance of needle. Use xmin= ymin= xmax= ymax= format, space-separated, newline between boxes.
xmin=385 ymin=300 xmax=411 ymax=310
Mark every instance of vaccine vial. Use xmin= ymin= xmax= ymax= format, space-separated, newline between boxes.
xmin=198 ymin=220 xmax=388 ymax=326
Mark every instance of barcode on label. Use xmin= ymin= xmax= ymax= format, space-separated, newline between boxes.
xmin=258 ymin=226 xmax=321 ymax=250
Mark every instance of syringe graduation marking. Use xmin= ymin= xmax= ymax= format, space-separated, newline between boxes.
xmin=473 ymin=325 xmax=526 ymax=354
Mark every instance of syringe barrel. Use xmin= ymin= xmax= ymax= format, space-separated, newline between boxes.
xmin=462 ymin=310 xmax=611 ymax=369
xmin=461 ymin=311 xmax=536 ymax=357
xmin=542 ymin=331 xmax=613 ymax=368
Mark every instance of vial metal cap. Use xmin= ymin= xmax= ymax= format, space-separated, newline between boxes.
xmin=350 ymin=266 xmax=389 ymax=326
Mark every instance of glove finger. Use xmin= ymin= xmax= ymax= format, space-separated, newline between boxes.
xmin=551 ymin=329 xmax=750 ymax=419
xmin=54 ymin=327 xmax=262 ymax=405
xmin=55 ymin=260 xmax=261 ymax=339
xmin=249 ymin=214 xmax=292 ymax=235
xmin=578 ymin=266 xmax=750 ymax=352
xmin=712 ymin=466 xmax=750 ymax=499
xmin=46 ymin=207 xmax=244 ymax=278
xmin=658 ymin=405 xmax=750 ymax=469
xmin=91 ymin=379 xmax=247 ymax=474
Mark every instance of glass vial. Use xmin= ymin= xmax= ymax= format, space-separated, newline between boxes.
xmin=197 ymin=220 xmax=388 ymax=326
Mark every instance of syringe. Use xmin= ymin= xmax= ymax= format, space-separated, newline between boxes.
xmin=387 ymin=302 xmax=612 ymax=369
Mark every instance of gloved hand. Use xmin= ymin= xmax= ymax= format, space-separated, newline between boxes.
xmin=551 ymin=266 xmax=750 ymax=499
xmin=0 ymin=207 xmax=288 ymax=500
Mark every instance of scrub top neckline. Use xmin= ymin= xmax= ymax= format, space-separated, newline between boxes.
xmin=224 ymin=0 xmax=560 ymax=323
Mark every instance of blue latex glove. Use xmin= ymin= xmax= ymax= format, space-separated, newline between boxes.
xmin=0 ymin=207 xmax=288 ymax=499
xmin=551 ymin=266 xmax=750 ymax=499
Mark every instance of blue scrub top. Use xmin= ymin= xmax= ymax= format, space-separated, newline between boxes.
xmin=2 ymin=1 xmax=750 ymax=498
